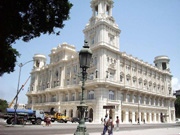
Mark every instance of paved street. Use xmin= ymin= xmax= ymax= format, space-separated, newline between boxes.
xmin=0 ymin=119 xmax=180 ymax=135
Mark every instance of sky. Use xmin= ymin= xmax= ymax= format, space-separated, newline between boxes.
xmin=0 ymin=0 xmax=180 ymax=104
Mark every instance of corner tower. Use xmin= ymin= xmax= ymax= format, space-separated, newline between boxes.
xmin=83 ymin=0 xmax=121 ymax=51
xmin=33 ymin=54 xmax=46 ymax=70
xmin=154 ymin=55 xmax=170 ymax=71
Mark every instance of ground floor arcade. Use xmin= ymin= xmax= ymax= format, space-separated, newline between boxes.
xmin=30 ymin=100 xmax=175 ymax=124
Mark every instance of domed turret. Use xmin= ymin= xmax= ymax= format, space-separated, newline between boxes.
xmin=33 ymin=54 xmax=46 ymax=69
xmin=154 ymin=55 xmax=170 ymax=70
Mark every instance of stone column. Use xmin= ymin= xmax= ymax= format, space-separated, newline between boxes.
xmin=158 ymin=113 xmax=161 ymax=123
xmin=139 ymin=112 xmax=141 ymax=123
xmin=73 ymin=108 xmax=77 ymax=117
xmin=167 ymin=100 xmax=171 ymax=123
xmin=132 ymin=111 xmax=135 ymax=124
xmin=125 ymin=111 xmax=129 ymax=123
xmin=144 ymin=112 xmax=147 ymax=123
xmin=149 ymin=113 xmax=152 ymax=123
xmin=154 ymin=113 xmax=157 ymax=123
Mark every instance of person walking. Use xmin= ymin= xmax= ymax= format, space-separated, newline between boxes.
xmin=102 ymin=114 xmax=109 ymax=135
xmin=107 ymin=116 xmax=114 ymax=135
xmin=115 ymin=116 xmax=119 ymax=131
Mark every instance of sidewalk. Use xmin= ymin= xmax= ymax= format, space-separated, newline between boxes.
xmin=66 ymin=127 xmax=180 ymax=135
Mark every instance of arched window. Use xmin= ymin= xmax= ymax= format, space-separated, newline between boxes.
xmin=51 ymin=95 xmax=56 ymax=102
xmin=149 ymin=81 xmax=152 ymax=89
xmin=127 ymin=94 xmax=131 ymax=102
xmin=88 ymin=90 xmax=95 ymax=99
xmin=138 ymin=78 xmax=142 ymax=87
xmin=153 ymin=83 xmax=156 ymax=91
xmin=146 ymin=97 xmax=149 ymax=104
xmin=109 ymin=90 xmax=115 ymax=100
xmin=120 ymin=93 xmax=124 ymax=101
xmin=134 ymin=95 xmax=138 ymax=103
xmin=72 ymin=93 xmax=75 ymax=101
xmin=94 ymin=57 xmax=97 ymax=65
xmin=133 ymin=76 xmax=137 ymax=85
xmin=65 ymin=94 xmax=68 ymax=101
xmin=126 ymin=74 xmax=131 ymax=83
xmin=120 ymin=72 xmax=124 ymax=82
xmin=140 ymin=96 xmax=143 ymax=104
xmin=144 ymin=79 xmax=147 ymax=86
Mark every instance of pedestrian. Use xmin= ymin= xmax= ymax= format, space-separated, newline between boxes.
xmin=115 ymin=116 xmax=119 ymax=131
xmin=143 ymin=119 xmax=145 ymax=124
xmin=44 ymin=116 xmax=51 ymax=126
xmin=107 ymin=116 xmax=114 ymax=135
xmin=47 ymin=116 xmax=51 ymax=126
xmin=101 ymin=114 xmax=109 ymax=135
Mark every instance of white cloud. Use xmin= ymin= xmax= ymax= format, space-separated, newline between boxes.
xmin=172 ymin=77 xmax=180 ymax=92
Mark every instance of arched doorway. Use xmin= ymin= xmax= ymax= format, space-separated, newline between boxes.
xmin=146 ymin=113 xmax=149 ymax=123
xmin=89 ymin=108 xmax=93 ymax=121
xmin=152 ymin=113 xmax=154 ymax=122
xmin=156 ymin=113 xmax=159 ymax=122
xmin=76 ymin=109 xmax=80 ymax=118
xmin=50 ymin=107 xmax=55 ymax=115
xmin=64 ymin=110 xmax=67 ymax=116
xmin=69 ymin=109 xmax=73 ymax=117
xmin=129 ymin=111 xmax=132 ymax=123
xmin=160 ymin=112 xmax=163 ymax=122
xmin=141 ymin=112 xmax=144 ymax=123
xmin=121 ymin=110 xmax=125 ymax=123
xmin=135 ymin=112 xmax=138 ymax=123
xmin=109 ymin=109 xmax=113 ymax=117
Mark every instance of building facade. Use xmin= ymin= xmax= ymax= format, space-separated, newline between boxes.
xmin=26 ymin=0 xmax=176 ymax=124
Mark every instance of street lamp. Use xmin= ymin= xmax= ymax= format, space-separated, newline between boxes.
xmin=74 ymin=41 xmax=92 ymax=135
xmin=14 ymin=60 xmax=33 ymax=125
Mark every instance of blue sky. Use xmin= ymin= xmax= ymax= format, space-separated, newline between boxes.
xmin=0 ymin=0 xmax=180 ymax=104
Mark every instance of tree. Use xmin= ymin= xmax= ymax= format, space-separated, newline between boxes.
xmin=175 ymin=97 xmax=180 ymax=118
xmin=0 ymin=99 xmax=8 ymax=113
xmin=0 ymin=0 xmax=73 ymax=76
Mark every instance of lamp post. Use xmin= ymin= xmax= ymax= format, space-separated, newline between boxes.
xmin=138 ymin=101 xmax=140 ymax=124
xmin=74 ymin=41 xmax=92 ymax=135
xmin=14 ymin=60 xmax=33 ymax=125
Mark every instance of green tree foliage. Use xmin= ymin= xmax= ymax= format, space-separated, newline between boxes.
xmin=175 ymin=97 xmax=180 ymax=118
xmin=0 ymin=0 xmax=73 ymax=76
xmin=0 ymin=99 xmax=8 ymax=113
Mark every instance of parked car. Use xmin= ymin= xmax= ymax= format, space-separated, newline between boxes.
xmin=71 ymin=117 xmax=80 ymax=123
xmin=85 ymin=117 xmax=92 ymax=122
xmin=71 ymin=117 xmax=92 ymax=123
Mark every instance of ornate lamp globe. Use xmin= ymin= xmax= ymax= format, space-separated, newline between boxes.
xmin=79 ymin=41 xmax=92 ymax=69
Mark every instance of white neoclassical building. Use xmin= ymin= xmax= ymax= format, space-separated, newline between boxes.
xmin=26 ymin=0 xmax=176 ymax=124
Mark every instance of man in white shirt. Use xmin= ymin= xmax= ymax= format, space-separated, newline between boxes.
xmin=102 ymin=114 xmax=109 ymax=135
